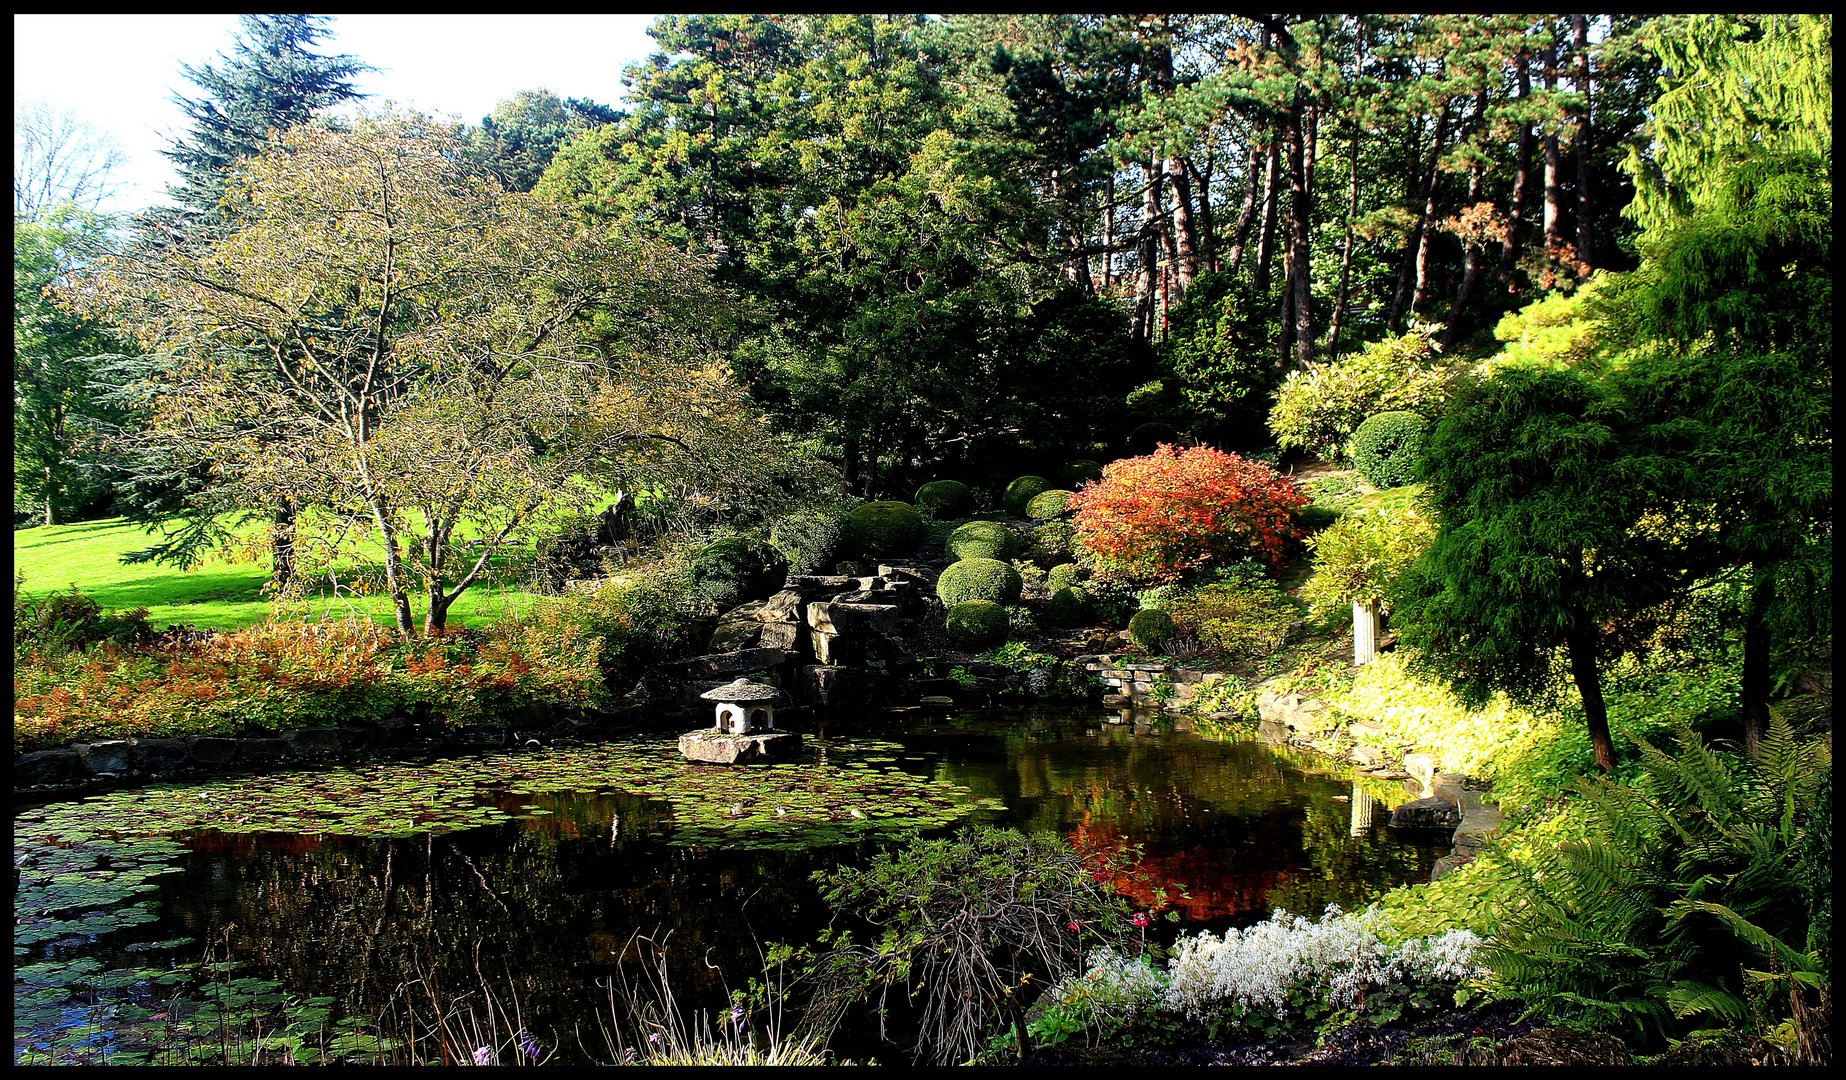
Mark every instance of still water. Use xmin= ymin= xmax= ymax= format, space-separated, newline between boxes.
xmin=14 ymin=705 xmax=1446 ymax=1065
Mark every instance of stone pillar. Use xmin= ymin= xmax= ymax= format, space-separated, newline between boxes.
xmin=1352 ymin=602 xmax=1381 ymax=666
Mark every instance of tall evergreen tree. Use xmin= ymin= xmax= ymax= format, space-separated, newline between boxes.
xmin=162 ymin=14 xmax=369 ymax=229
xmin=110 ymin=15 xmax=368 ymax=584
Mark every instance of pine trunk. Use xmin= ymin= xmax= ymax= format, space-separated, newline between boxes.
xmin=1571 ymin=14 xmax=1594 ymax=271
xmin=1566 ymin=620 xmax=1617 ymax=772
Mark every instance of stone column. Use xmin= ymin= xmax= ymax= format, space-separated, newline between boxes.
xmin=1352 ymin=601 xmax=1381 ymax=666
xmin=1349 ymin=781 xmax=1379 ymax=837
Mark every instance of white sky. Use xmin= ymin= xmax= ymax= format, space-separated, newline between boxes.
xmin=14 ymin=13 xmax=662 ymax=216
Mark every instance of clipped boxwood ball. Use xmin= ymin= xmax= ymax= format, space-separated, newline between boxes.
xmin=1127 ymin=607 xmax=1177 ymax=651
xmin=845 ymin=501 xmax=927 ymax=558
xmin=945 ymin=600 xmax=1009 ymax=651
xmin=946 ymin=520 xmax=1018 ymax=562
xmin=935 ymin=557 xmax=1023 ymax=607
xmin=1002 ymin=475 xmax=1053 ymax=518
xmin=1027 ymin=520 xmax=1076 ymax=567
xmin=1349 ymin=410 xmax=1431 ymax=490
xmin=914 ymin=479 xmax=974 ymax=519
xmin=1058 ymin=459 xmax=1103 ymax=488
xmin=1025 ymin=488 xmax=1075 ymax=519
xmin=1047 ymin=585 xmax=1094 ymax=627
xmin=1046 ymin=562 xmax=1087 ymax=591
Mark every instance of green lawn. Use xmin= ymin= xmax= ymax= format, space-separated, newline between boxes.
xmin=13 ymin=517 xmax=547 ymax=632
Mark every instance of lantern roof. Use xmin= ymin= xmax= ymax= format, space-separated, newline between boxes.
xmin=699 ymin=677 xmax=780 ymax=702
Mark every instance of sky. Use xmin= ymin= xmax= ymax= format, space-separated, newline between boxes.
xmin=14 ymin=13 xmax=662 ymax=216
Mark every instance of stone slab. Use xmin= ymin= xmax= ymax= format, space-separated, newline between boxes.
xmin=678 ymin=730 xmax=803 ymax=765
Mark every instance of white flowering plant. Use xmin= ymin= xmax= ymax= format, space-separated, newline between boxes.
xmin=1161 ymin=905 xmax=1487 ymax=1042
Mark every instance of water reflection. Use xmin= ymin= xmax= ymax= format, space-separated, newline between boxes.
xmin=14 ymin=705 xmax=1446 ymax=1064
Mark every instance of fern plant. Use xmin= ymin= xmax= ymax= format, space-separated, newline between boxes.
xmin=1484 ymin=715 xmax=1829 ymax=1054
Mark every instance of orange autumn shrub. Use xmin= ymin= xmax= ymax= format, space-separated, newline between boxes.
xmin=1068 ymin=444 xmax=1307 ymax=585
xmin=13 ymin=612 xmax=606 ymax=754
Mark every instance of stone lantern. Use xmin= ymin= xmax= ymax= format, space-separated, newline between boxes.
xmin=679 ymin=678 xmax=801 ymax=764
xmin=702 ymin=677 xmax=780 ymax=735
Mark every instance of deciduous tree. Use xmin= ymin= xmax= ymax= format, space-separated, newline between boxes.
xmin=67 ymin=114 xmax=787 ymax=637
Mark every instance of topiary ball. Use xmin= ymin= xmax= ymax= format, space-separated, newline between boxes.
xmin=1046 ymin=562 xmax=1087 ymax=592
xmin=1348 ymin=410 xmax=1431 ymax=490
xmin=1002 ymin=475 xmax=1053 ymax=518
xmin=945 ymin=600 xmax=1009 ymax=650
xmin=1058 ymin=459 xmax=1103 ymax=488
xmin=935 ymin=557 xmax=1024 ymax=607
xmin=1127 ymin=607 xmax=1177 ymax=652
xmin=1026 ymin=520 xmax=1076 ymax=568
xmin=1025 ymin=488 xmax=1075 ymax=519
xmin=845 ymin=501 xmax=927 ymax=558
xmin=914 ymin=479 xmax=974 ymax=519
xmin=945 ymin=520 xmax=1019 ymax=562
xmin=689 ymin=536 xmax=789 ymax=610
xmin=1047 ymin=585 xmax=1094 ymax=627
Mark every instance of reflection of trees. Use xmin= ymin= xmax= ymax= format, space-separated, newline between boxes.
xmin=929 ymin=713 xmax=1441 ymax=926
xmin=157 ymin=801 xmax=869 ymax=1064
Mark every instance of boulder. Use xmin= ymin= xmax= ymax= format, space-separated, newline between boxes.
xmin=676 ymin=648 xmax=794 ymax=679
xmin=1389 ymin=796 xmax=1461 ymax=831
xmin=130 ymin=737 xmax=191 ymax=775
xmin=806 ymin=601 xmax=902 ymax=636
xmin=14 ymin=748 xmax=84 ymax=788
xmin=75 ymin=739 xmax=133 ymax=777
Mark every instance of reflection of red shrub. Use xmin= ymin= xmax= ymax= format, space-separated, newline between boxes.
xmin=1069 ymin=821 xmax=1287 ymax=923
xmin=1069 ymin=444 xmax=1306 ymax=583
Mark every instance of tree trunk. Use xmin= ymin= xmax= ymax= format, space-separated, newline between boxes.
xmin=1326 ymin=127 xmax=1360 ymax=357
xmin=1101 ymin=171 xmax=1115 ymax=292
xmin=1441 ymin=107 xmax=1489 ymax=352
xmin=270 ymin=501 xmax=296 ymax=589
xmin=1565 ymin=620 xmax=1616 ymax=772
xmin=1352 ymin=601 xmax=1381 ymax=666
xmin=1224 ymin=139 xmax=1264 ymax=275
xmin=1389 ymin=103 xmax=1448 ymax=332
xmin=1495 ymin=51 xmax=1535 ymax=293
xmin=44 ymin=465 xmax=56 ymax=527
xmin=1132 ymin=162 xmax=1163 ymax=341
xmin=1167 ymin=154 xmax=1200 ymax=296
xmin=1541 ymin=36 xmax=1564 ymax=259
xmin=1571 ymin=14 xmax=1594 ymax=272
xmin=1186 ymin=154 xmax=1218 ymax=271
xmin=1741 ymin=573 xmax=1776 ymax=758
xmin=1287 ymin=88 xmax=1315 ymax=367
xmin=1252 ymin=138 xmax=1281 ymax=296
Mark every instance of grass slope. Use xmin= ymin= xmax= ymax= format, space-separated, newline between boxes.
xmin=13 ymin=517 xmax=544 ymax=632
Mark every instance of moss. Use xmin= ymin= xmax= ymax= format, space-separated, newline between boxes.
xmin=1002 ymin=475 xmax=1053 ymax=518
xmin=845 ymin=501 xmax=927 ymax=558
xmin=936 ymin=557 xmax=1024 ymax=607
xmin=945 ymin=520 xmax=1019 ymax=562
xmin=914 ymin=479 xmax=974 ymax=519
xmin=945 ymin=600 xmax=1009 ymax=650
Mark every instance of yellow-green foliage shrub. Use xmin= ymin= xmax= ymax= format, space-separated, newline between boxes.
xmin=1267 ymin=326 xmax=1453 ymax=461
xmin=1167 ymin=577 xmax=1302 ymax=662
xmin=1025 ymin=489 xmax=1075 ymax=519
xmin=945 ymin=600 xmax=1009 ymax=650
xmin=1299 ymin=501 xmax=1437 ymax=616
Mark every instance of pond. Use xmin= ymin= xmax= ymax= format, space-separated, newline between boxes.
xmin=13 ymin=704 xmax=1447 ymax=1065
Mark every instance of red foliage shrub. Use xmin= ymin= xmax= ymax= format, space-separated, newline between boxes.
xmin=1068 ymin=444 xmax=1307 ymax=584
